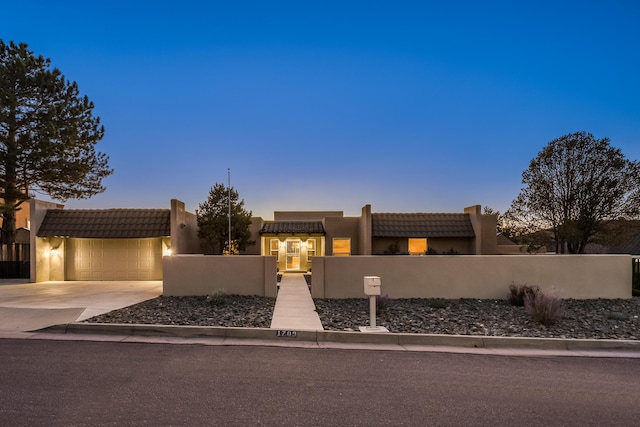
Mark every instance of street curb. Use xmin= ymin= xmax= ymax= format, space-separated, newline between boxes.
xmin=41 ymin=322 xmax=640 ymax=352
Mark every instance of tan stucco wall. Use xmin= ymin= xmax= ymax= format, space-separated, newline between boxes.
xmin=170 ymin=199 xmax=200 ymax=254
xmin=359 ymin=204 xmax=372 ymax=255
xmin=324 ymin=216 xmax=360 ymax=255
xmin=30 ymin=199 xmax=65 ymax=282
xmin=464 ymin=205 xmax=498 ymax=255
xmin=243 ymin=217 xmax=262 ymax=255
xmin=274 ymin=211 xmax=343 ymax=221
xmin=310 ymin=255 xmax=631 ymax=300
xmin=163 ymin=255 xmax=277 ymax=297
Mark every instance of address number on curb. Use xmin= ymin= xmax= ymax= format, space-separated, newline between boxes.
xmin=276 ymin=330 xmax=297 ymax=337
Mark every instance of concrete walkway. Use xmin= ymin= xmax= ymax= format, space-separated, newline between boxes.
xmin=270 ymin=274 xmax=323 ymax=331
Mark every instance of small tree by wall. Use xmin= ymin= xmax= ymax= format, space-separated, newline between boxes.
xmin=197 ymin=183 xmax=254 ymax=254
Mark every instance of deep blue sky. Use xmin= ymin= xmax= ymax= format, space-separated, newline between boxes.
xmin=4 ymin=1 xmax=639 ymax=219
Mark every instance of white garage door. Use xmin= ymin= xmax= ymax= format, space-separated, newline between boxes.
xmin=66 ymin=238 xmax=162 ymax=280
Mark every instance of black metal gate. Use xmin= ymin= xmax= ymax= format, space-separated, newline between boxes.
xmin=0 ymin=243 xmax=30 ymax=279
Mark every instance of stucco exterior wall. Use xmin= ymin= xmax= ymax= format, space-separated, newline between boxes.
xmin=324 ymin=216 xmax=360 ymax=255
xmin=243 ymin=217 xmax=262 ymax=255
xmin=274 ymin=211 xmax=343 ymax=221
xmin=170 ymin=199 xmax=200 ymax=254
xmin=163 ymin=255 xmax=278 ymax=297
xmin=359 ymin=204 xmax=372 ymax=255
xmin=30 ymin=199 xmax=65 ymax=282
xmin=310 ymin=255 xmax=631 ymax=300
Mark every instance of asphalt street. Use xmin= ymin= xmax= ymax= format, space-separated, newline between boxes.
xmin=1 ymin=339 xmax=639 ymax=426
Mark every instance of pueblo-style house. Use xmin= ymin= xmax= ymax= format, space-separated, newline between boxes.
xmin=28 ymin=200 xmax=501 ymax=282
xmin=246 ymin=204 xmax=498 ymax=273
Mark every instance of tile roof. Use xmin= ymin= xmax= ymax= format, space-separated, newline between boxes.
xmin=37 ymin=209 xmax=171 ymax=238
xmin=260 ymin=221 xmax=325 ymax=234
xmin=372 ymin=213 xmax=475 ymax=238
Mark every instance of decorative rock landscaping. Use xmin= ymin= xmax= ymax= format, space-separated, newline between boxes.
xmin=85 ymin=295 xmax=640 ymax=340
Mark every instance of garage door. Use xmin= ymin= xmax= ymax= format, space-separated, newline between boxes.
xmin=66 ymin=238 xmax=162 ymax=280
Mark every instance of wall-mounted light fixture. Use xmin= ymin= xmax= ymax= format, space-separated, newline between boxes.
xmin=164 ymin=247 xmax=172 ymax=256
xmin=49 ymin=248 xmax=59 ymax=257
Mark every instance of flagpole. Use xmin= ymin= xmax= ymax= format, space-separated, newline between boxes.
xmin=228 ymin=168 xmax=231 ymax=255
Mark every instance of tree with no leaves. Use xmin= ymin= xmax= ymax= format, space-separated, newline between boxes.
xmin=507 ymin=131 xmax=640 ymax=253
xmin=197 ymin=183 xmax=254 ymax=254
xmin=0 ymin=40 xmax=113 ymax=243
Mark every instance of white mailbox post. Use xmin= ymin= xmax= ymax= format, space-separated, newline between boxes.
xmin=360 ymin=276 xmax=388 ymax=333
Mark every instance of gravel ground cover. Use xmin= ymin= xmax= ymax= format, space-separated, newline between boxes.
xmin=84 ymin=295 xmax=640 ymax=340
xmin=315 ymin=297 xmax=640 ymax=339
xmin=86 ymin=295 xmax=276 ymax=328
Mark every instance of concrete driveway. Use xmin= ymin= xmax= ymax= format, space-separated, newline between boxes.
xmin=0 ymin=280 xmax=162 ymax=332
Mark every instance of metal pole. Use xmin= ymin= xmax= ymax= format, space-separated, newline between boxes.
xmin=228 ymin=168 xmax=231 ymax=255
xmin=369 ymin=295 xmax=376 ymax=328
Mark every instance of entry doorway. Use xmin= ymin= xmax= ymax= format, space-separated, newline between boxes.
xmin=286 ymin=240 xmax=301 ymax=270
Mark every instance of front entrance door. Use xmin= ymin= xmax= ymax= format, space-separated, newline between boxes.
xmin=286 ymin=240 xmax=300 ymax=270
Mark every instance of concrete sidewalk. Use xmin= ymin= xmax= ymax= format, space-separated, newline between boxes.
xmin=270 ymin=274 xmax=323 ymax=331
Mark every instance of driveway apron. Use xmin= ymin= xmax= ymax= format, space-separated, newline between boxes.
xmin=0 ymin=280 xmax=162 ymax=332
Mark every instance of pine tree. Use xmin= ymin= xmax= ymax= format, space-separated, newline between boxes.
xmin=0 ymin=40 xmax=112 ymax=243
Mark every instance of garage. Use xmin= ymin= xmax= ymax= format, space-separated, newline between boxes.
xmin=36 ymin=208 xmax=171 ymax=281
xmin=66 ymin=238 xmax=162 ymax=280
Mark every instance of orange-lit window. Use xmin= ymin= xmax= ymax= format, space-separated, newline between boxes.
xmin=408 ymin=238 xmax=427 ymax=255
xmin=307 ymin=239 xmax=316 ymax=261
xmin=333 ymin=238 xmax=351 ymax=256
xmin=270 ymin=239 xmax=280 ymax=260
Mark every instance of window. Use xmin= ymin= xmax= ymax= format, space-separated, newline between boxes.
xmin=408 ymin=238 xmax=427 ymax=255
xmin=333 ymin=238 xmax=351 ymax=256
xmin=270 ymin=239 xmax=280 ymax=261
xmin=307 ymin=239 xmax=316 ymax=261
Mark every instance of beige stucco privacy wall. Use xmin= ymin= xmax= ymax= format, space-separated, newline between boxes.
xmin=163 ymin=255 xmax=278 ymax=297
xmin=310 ymin=255 xmax=631 ymax=299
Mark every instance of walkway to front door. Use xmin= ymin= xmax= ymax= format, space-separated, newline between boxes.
xmin=270 ymin=274 xmax=323 ymax=331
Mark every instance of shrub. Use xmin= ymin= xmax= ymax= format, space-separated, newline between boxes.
xmin=524 ymin=290 xmax=564 ymax=327
xmin=206 ymin=289 xmax=228 ymax=306
xmin=428 ymin=298 xmax=448 ymax=309
xmin=507 ymin=283 xmax=540 ymax=306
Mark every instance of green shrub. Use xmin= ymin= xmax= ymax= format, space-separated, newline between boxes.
xmin=608 ymin=311 xmax=629 ymax=321
xmin=428 ymin=298 xmax=448 ymax=309
xmin=206 ymin=289 xmax=228 ymax=306
xmin=524 ymin=290 xmax=564 ymax=327
xmin=508 ymin=283 xmax=540 ymax=306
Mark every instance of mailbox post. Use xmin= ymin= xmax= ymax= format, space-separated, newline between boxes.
xmin=359 ymin=276 xmax=389 ymax=333
xmin=364 ymin=276 xmax=381 ymax=328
